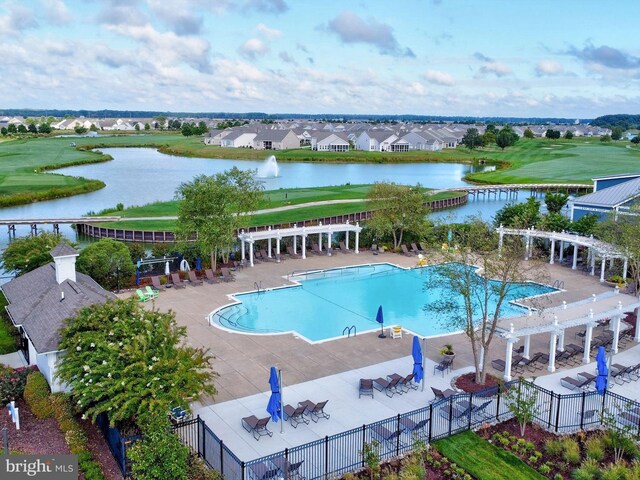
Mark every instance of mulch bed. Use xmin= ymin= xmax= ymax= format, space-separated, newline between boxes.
xmin=455 ymin=372 xmax=501 ymax=393
xmin=477 ymin=418 xmax=556 ymax=448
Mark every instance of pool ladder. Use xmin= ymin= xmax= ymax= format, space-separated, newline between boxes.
xmin=342 ymin=325 xmax=357 ymax=338
xmin=254 ymin=281 xmax=264 ymax=294
xmin=552 ymin=279 xmax=565 ymax=289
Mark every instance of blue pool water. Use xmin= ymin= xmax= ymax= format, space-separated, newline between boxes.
xmin=211 ymin=264 xmax=556 ymax=342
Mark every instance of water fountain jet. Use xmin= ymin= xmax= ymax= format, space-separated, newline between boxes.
xmin=256 ymin=155 xmax=279 ymax=178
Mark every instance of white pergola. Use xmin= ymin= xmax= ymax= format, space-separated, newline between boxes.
xmin=237 ymin=222 xmax=362 ymax=267
xmin=497 ymin=226 xmax=629 ymax=283
xmin=497 ymin=293 xmax=640 ymax=381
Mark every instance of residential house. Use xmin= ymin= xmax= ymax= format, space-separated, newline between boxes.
xmin=355 ymin=130 xmax=398 ymax=151
xmin=1 ymin=244 xmax=116 ymax=392
xmin=311 ymin=131 xmax=350 ymax=152
xmin=220 ymin=127 xmax=258 ymax=148
xmin=569 ymin=173 xmax=640 ymax=222
xmin=204 ymin=129 xmax=226 ymax=145
xmin=253 ymin=129 xmax=300 ymax=150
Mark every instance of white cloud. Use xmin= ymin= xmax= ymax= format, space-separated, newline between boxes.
xmin=41 ymin=0 xmax=71 ymax=24
xmin=257 ymin=23 xmax=282 ymax=39
xmin=479 ymin=62 xmax=512 ymax=77
xmin=424 ymin=69 xmax=455 ymax=86
xmin=239 ymin=38 xmax=268 ymax=59
xmin=535 ymin=60 xmax=564 ymax=76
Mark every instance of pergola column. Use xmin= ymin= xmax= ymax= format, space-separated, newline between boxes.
xmin=559 ymin=240 xmax=564 ymax=263
xmin=525 ymin=232 xmax=531 ymax=260
xmin=612 ymin=316 xmax=621 ymax=354
xmin=504 ymin=338 xmax=517 ymax=381
xmin=498 ymin=225 xmax=504 ymax=255
xmin=610 ymin=257 xmax=614 ymax=269
xmin=293 ymin=234 xmax=297 ymax=255
xmin=345 ymin=230 xmax=349 ymax=249
xmin=590 ymin=253 xmax=595 ymax=276
xmin=623 ymin=258 xmax=628 ymax=282
xmin=302 ymin=235 xmax=307 ymax=259
xmin=548 ymin=332 xmax=558 ymax=372
xmin=276 ymin=236 xmax=281 ymax=262
xmin=241 ymin=236 xmax=246 ymax=261
xmin=318 ymin=232 xmax=323 ymax=251
xmin=572 ymin=243 xmax=578 ymax=270
xmin=557 ymin=329 xmax=565 ymax=352
xmin=267 ymin=237 xmax=272 ymax=258
xmin=355 ymin=223 xmax=360 ymax=253
xmin=550 ymin=238 xmax=555 ymax=264
xmin=600 ymin=256 xmax=606 ymax=282
xmin=634 ymin=307 xmax=640 ymax=342
xmin=583 ymin=322 xmax=595 ymax=364
xmin=249 ymin=241 xmax=255 ymax=267
xmin=523 ymin=335 xmax=531 ymax=359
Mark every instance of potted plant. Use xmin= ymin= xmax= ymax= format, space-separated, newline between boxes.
xmin=439 ymin=344 xmax=455 ymax=358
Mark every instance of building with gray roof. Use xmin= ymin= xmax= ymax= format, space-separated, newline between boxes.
xmin=570 ymin=174 xmax=640 ymax=222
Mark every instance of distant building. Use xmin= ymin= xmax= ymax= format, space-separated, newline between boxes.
xmin=570 ymin=173 xmax=640 ymax=222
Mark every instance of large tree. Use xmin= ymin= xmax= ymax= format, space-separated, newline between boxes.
xmin=56 ymin=298 xmax=215 ymax=427
xmin=494 ymin=197 xmax=541 ymax=229
xmin=175 ymin=168 xmax=263 ymax=270
xmin=462 ymin=128 xmax=484 ymax=150
xmin=366 ymin=182 xmax=431 ymax=249
xmin=425 ymin=218 xmax=545 ymax=384
xmin=495 ymin=125 xmax=519 ymax=150
xmin=544 ymin=192 xmax=569 ymax=214
xmin=2 ymin=233 xmax=72 ymax=275
xmin=76 ymin=238 xmax=135 ymax=290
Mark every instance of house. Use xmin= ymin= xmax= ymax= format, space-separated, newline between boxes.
xmin=253 ymin=129 xmax=300 ymax=150
xmin=204 ymin=129 xmax=226 ymax=145
xmin=355 ymin=130 xmax=398 ymax=151
xmin=220 ymin=127 xmax=258 ymax=148
xmin=311 ymin=131 xmax=350 ymax=152
xmin=570 ymin=173 xmax=640 ymax=222
xmin=400 ymin=132 xmax=442 ymax=151
xmin=1 ymin=244 xmax=116 ymax=392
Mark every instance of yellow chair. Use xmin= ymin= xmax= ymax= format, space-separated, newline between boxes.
xmin=390 ymin=326 xmax=403 ymax=339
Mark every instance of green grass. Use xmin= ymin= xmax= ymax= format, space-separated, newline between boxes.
xmin=434 ymin=431 xmax=545 ymax=480
xmin=0 ymin=291 xmax=17 ymax=354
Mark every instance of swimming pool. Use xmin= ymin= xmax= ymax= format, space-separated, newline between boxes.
xmin=210 ymin=263 xmax=556 ymax=342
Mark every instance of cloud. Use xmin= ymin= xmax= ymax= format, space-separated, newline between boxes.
xmin=325 ymin=11 xmax=415 ymax=58
xmin=3 ymin=5 xmax=39 ymax=31
xmin=296 ymin=43 xmax=309 ymax=54
xmin=424 ymin=69 xmax=455 ymax=86
xmin=148 ymin=0 xmax=203 ymax=35
xmin=244 ymin=0 xmax=288 ymax=14
xmin=239 ymin=38 xmax=268 ymax=59
xmin=479 ymin=62 xmax=512 ymax=77
xmin=257 ymin=23 xmax=282 ymax=39
xmin=473 ymin=52 xmax=492 ymax=62
xmin=565 ymin=43 xmax=640 ymax=70
xmin=535 ymin=60 xmax=565 ymax=76
xmin=279 ymin=51 xmax=297 ymax=65
xmin=41 ymin=0 xmax=71 ymax=24
xmin=97 ymin=4 xmax=147 ymax=26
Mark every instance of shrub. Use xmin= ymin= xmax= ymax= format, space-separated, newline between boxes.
xmin=585 ymin=436 xmax=605 ymax=462
xmin=187 ymin=454 xmax=222 ymax=480
xmin=545 ymin=439 xmax=564 ymax=457
xmin=538 ymin=463 xmax=552 ymax=475
xmin=64 ymin=428 xmax=88 ymax=455
xmin=601 ymin=462 xmax=633 ymax=480
xmin=571 ymin=458 xmax=600 ymax=480
xmin=0 ymin=366 xmax=31 ymax=404
xmin=562 ymin=438 xmax=581 ymax=464
xmin=24 ymin=372 xmax=52 ymax=418
xmin=554 ymin=475 xmax=564 ymax=480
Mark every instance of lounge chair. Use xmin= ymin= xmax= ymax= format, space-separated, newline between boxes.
xmin=556 ymin=349 xmax=579 ymax=366
xmin=339 ymin=241 xmax=352 ymax=254
xmin=419 ymin=242 xmax=429 ymax=252
xmin=220 ymin=267 xmax=235 ymax=282
xmin=283 ymin=404 xmax=309 ymax=428
xmin=398 ymin=373 xmax=417 ymax=392
xmin=241 ymin=415 xmax=272 ymax=441
xmin=188 ymin=271 xmax=203 ymax=286
xmin=491 ymin=355 xmax=523 ymax=372
xmin=249 ymin=462 xmax=280 ymax=480
xmin=471 ymin=400 xmax=493 ymax=421
xmin=371 ymin=244 xmax=379 ymax=255
xmin=135 ymin=289 xmax=150 ymax=302
xmin=151 ymin=275 xmax=165 ymax=290
xmin=258 ymin=249 xmax=274 ymax=262
xmin=271 ymin=458 xmax=304 ymax=480
xmin=298 ymin=400 xmax=330 ymax=422
xmin=311 ymin=243 xmax=322 ymax=255
xmin=576 ymin=372 xmax=596 ymax=382
xmin=399 ymin=417 xmax=429 ymax=439
xmin=618 ymin=411 xmax=640 ymax=427
xmin=170 ymin=273 xmax=186 ymax=289
xmin=271 ymin=248 xmax=284 ymax=262
xmin=204 ymin=269 xmax=220 ymax=284
xmin=286 ymin=244 xmax=301 ymax=258
xmin=359 ymin=379 xmax=374 ymax=398
xmin=439 ymin=401 xmax=473 ymax=423
xmin=411 ymin=243 xmax=421 ymax=254
xmin=145 ymin=285 xmax=159 ymax=298
xmin=400 ymin=244 xmax=413 ymax=256
xmin=370 ymin=424 xmax=403 ymax=449
xmin=515 ymin=352 xmax=545 ymax=373
xmin=560 ymin=375 xmax=593 ymax=391
xmin=434 ymin=356 xmax=453 ymax=377
xmin=373 ymin=376 xmax=401 ymax=397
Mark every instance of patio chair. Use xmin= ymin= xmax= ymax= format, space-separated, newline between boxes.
xmin=271 ymin=248 xmax=285 ymax=262
xmin=556 ymin=349 xmax=579 ymax=366
xmin=284 ymin=404 xmax=309 ymax=428
xmin=370 ymin=424 xmax=403 ymax=449
xmin=373 ymin=376 xmax=401 ymax=397
xmin=135 ymin=289 xmax=150 ymax=302
xmin=249 ymin=462 xmax=280 ymax=480
xmin=390 ymin=325 xmax=403 ymax=339
xmin=272 ymin=458 xmax=305 ymax=480
xmin=286 ymin=244 xmax=301 ymax=258
xmin=560 ymin=375 xmax=592 ymax=391
xmin=168 ymin=406 xmax=190 ymax=424
xmin=471 ymin=400 xmax=493 ymax=421
xmin=431 ymin=387 xmax=446 ymax=400
xmin=359 ymin=379 xmax=374 ymax=398
xmin=398 ymin=373 xmax=417 ymax=392
xmin=439 ymin=401 xmax=473 ymax=423
xmin=170 ymin=273 xmax=186 ymax=289
xmin=400 ymin=244 xmax=413 ymax=256
xmin=258 ymin=249 xmax=275 ymax=262
xmin=491 ymin=355 xmax=523 ymax=372
xmin=298 ymin=400 xmax=330 ymax=422
xmin=434 ymin=356 xmax=453 ymax=377
xmin=399 ymin=417 xmax=429 ymax=439
xmin=144 ymin=285 xmax=159 ymax=299
xmin=204 ymin=268 xmax=220 ymax=284
xmin=188 ymin=270 xmax=203 ymax=286
xmin=515 ymin=352 xmax=544 ymax=373
xmin=339 ymin=241 xmax=352 ymax=253
xmin=411 ymin=243 xmax=421 ymax=254
xmin=371 ymin=244 xmax=380 ymax=255
xmin=242 ymin=415 xmax=273 ymax=441
xmin=618 ymin=411 xmax=640 ymax=428
xmin=220 ymin=267 xmax=235 ymax=282
xmin=151 ymin=275 xmax=165 ymax=290
xmin=311 ymin=242 xmax=322 ymax=255
xmin=576 ymin=372 xmax=596 ymax=382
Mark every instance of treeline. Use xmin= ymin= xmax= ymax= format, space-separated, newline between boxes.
xmin=591 ymin=114 xmax=640 ymax=130
xmin=0 ymin=109 xmax=589 ymax=124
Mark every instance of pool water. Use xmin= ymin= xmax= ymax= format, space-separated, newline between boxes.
xmin=211 ymin=264 xmax=556 ymax=342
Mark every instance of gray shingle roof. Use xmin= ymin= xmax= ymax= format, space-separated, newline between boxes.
xmin=573 ymin=177 xmax=640 ymax=208
xmin=2 ymin=263 xmax=116 ymax=354
xmin=50 ymin=243 xmax=78 ymax=258
xmin=254 ymin=129 xmax=294 ymax=142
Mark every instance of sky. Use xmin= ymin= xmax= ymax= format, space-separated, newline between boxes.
xmin=1 ymin=0 xmax=639 ymax=118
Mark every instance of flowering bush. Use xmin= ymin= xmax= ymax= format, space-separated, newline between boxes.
xmin=0 ymin=365 xmax=34 ymax=404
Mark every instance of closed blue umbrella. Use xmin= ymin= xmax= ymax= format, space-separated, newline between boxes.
xmin=266 ymin=367 xmax=282 ymax=422
xmin=196 ymin=257 xmax=202 ymax=271
xmin=376 ymin=305 xmax=386 ymax=338
xmin=412 ymin=336 xmax=424 ymax=384
xmin=135 ymin=269 xmax=140 ymax=286
xmin=596 ymin=346 xmax=608 ymax=394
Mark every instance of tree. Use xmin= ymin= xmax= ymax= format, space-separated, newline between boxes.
xmin=600 ymin=134 xmax=612 ymax=143
xmin=631 ymin=135 xmax=640 ymax=145
xmin=504 ymin=379 xmax=540 ymax=436
xmin=544 ymin=192 xmax=569 ymax=214
xmin=144 ymin=123 xmax=151 ymax=131
xmin=495 ymin=126 xmax=519 ymax=150
xmin=7 ymin=124 xmax=17 ymax=134
xmin=462 ymin=128 xmax=484 ymax=150
xmin=611 ymin=126 xmax=623 ymax=141
xmin=494 ymin=197 xmax=541 ymax=228
xmin=175 ymin=168 xmax=263 ymax=270
xmin=538 ymin=212 xmax=570 ymax=232
xmin=426 ymin=218 xmax=544 ymax=384
xmin=482 ymin=130 xmax=496 ymax=145
xmin=2 ymin=233 xmax=72 ymax=275
xmin=564 ymin=130 xmax=574 ymax=139
xmin=571 ymin=213 xmax=598 ymax=236
xmin=38 ymin=123 xmax=51 ymax=134
xmin=74 ymin=125 xmax=87 ymax=135
xmin=154 ymin=116 xmax=167 ymax=130
xmin=56 ymin=298 xmax=215 ymax=426
xmin=181 ymin=123 xmax=193 ymax=136
xmin=545 ymin=129 xmax=560 ymax=139
xmin=196 ymin=121 xmax=208 ymax=135
xmin=485 ymin=124 xmax=497 ymax=133
xmin=28 ymin=123 xmax=37 ymax=133
xmin=76 ymin=238 xmax=135 ymax=290
xmin=523 ymin=128 xmax=534 ymax=139
xmin=17 ymin=124 xmax=27 ymax=134
xmin=89 ymin=124 xmax=98 ymax=132
xmin=366 ymin=182 xmax=431 ymax=249
xmin=0 ymin=127 xmax=6 ymax=136
xmin=597 ymin=210 xmax=640 ymax=290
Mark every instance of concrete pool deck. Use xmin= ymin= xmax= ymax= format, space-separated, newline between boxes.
xmin=132 ymin=250 xmax=624 ymax=404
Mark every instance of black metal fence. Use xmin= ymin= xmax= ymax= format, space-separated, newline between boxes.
xmin=172 ymin=382 xmax=640 ymax=480
xmin=96 ymin=413 xmax=141 ymax=477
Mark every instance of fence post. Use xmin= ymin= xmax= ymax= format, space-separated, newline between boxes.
xmin=201 ymin=417 xmax=206 ymax=464
xmin=361 ymin=424 xmax=366 ymax=468
xmin=467 ymin=393 xmax=473 ymax=430
xmin=580 ymin=392 xmax=586 ymax=430
xmin=396 ymin=414 xmax=401 ymax=456
xmin=547 ymin=392 xmax=554 ymax=428
xmin=428 ymin=404 xmax=433 ymax=443
xmin=496 ymin=389 xmax=501 ymax=422
xmin=284 ymin=448 xmax=289 ymax=480
xmin=448 ymin=398 xmax=453 ymax=436
xmin=555 ymin=393 xmax=561 ymax=432
xmin=220 ymin=440 xmax=224 ymax=477
xmin=241 ymin=461 xmax=245 ymax=480
xmin=324 ymin=436 xmax=329 ymax=480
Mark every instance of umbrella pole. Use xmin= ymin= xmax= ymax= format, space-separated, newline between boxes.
xmin=421 ymin=337 xmax=426 ymax=392
xmin=279 ymin=369 xmax=283 ymax=434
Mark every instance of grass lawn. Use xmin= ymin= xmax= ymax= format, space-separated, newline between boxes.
xmin=0 ymin=291 xmax=17 ymax=354
xmin=434 ymin=431 xmax=546 ymax=480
